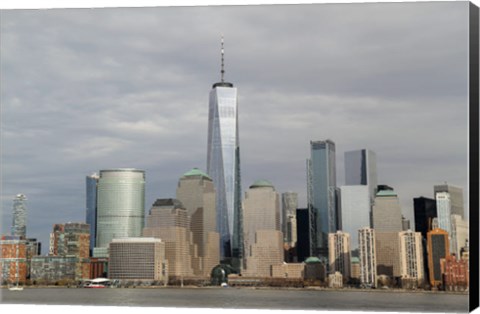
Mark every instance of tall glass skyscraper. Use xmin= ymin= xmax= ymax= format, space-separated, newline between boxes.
xmin=344 ymin=149 xmax=378 ymax=203
xmin=206 ymin=37 xmax=242 ymax=267
xmin=93 ymin=168 xmax=145 ymax=257
xmin=12 ymin=194 xmax=27 ymax=239
xmin=307 ymin=140 xmax=337 ymax=261
xmin=86 ymin=173 xmax=99 ymax=254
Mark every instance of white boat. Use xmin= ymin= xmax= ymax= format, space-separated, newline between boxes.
xmin=8 ymin=286 xmax=24 ymax=291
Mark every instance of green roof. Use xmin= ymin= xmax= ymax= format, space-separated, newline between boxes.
xmin=351 ymin=257 xmax=360 ymax=264
xmin=183 ymin=168 xmax=211 ymax=180
xmin=376 ymin=190 xmax=397 ymax=197
xmin=304 ymin=256 xmax=322 ymax=264
xmin=250 ymin=179 xmax=274 ymax=189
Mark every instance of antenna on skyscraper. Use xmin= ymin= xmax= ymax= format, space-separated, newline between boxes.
xmin=221 ymin=35 xmax=225 ymax=83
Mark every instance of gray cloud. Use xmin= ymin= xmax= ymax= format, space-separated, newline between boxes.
xmin=1 ymin=2 xmax=470 ymax=252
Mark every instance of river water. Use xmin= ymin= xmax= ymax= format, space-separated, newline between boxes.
xmin=0 ymin=287 xmax=469 ymax=313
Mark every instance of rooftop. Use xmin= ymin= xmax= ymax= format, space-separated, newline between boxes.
xmin=183 ymin=168 xmax=212 ymax=180
xmin=376 ymin=190 xmax=397 ymax=197
xmin=249 ymin=179 xmax=274 ymax=189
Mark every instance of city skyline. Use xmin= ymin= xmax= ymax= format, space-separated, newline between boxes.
xmin=1 ymin=2 xmax=470 ymax=253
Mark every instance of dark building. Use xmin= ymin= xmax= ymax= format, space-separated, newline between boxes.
xmin=414 ymin=197 xmax=437 ymax=239
xmin=376 ymin=185 xmax=394 ymax=192
xmin=414 ymin=196 xmax=437 ymax=287
xmin=296 ymin=208 xmax=311 ymax=262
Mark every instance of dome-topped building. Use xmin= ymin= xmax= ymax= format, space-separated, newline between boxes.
xmin=249 ymin=179 xmax=274 ymax=189
xmin=183 ymin=168 xmax=212 ymax=180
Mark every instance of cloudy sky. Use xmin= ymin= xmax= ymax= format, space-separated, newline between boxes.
xmin=1 ymin=2 xmax=471 ymax=253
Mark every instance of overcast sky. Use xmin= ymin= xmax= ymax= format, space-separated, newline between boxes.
xmin=0 ymin=2 xmax=470 ymax=253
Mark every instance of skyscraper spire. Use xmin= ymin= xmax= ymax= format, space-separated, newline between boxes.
xmin=221 ymin=35 xmax=225 ymax=83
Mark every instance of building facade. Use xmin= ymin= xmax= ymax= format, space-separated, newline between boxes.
xmin=338 ymin=185 xmax=370 ymax=255
xmin=109 ymin=238 xmax=167 ymax=281
xmin=176 ymin=168 xmax=220 ymax=276
xmin=296 ymin=208 xmax=311 ymax=262
xmin=86 ymin=172 xmax=99 ymax=255
xmin=206 ymin=38 xmax=242 ymax=267
xmin=328 ymin=231 xmax=351 ymax=279
xmin=434 ymin=184 xmax=464 ymax=218
xmin=398 ymin=230 xmax=424 ymax=286
xmin=358 ymin=227 xmax=376 ymax=288
xmin=11 ymin=194 xmax=27 ymax=239
xmin=0 ymin=237 xmax=27 ymax=285
xmin=143 ymin=199 xmax=195 ymax=278
xmin=281 ymin=192 xmax=298 ymax=248
xmin=307 ymin=139 xmax=337 ymax=261
xmin=243 ymin=180 xmax=283 ymax=277
xmin=94 ymin=168 xmax=145 ymax=257
xmin=427 ymin=228 xmax=449 ymax=288
xmin=413 ymin=196 xmax=437 ymax=239
xmin=344 ymin=149 xmax=378 ymax=204
xmin=450 ymin=214 xmax=468 ymax=258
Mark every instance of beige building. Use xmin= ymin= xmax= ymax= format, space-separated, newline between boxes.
xmin=109 ymin=238 xmax=167 ymax=281
xmin=328 ymin=271 xmax=343 ymax=288
xmin=143 ymin=199 xmax=196 ymax=278
xmin=272 ymin=263 xmax=304 ymax=279
xmin=359 ymin=227 xmax=376 ymax=287
xmin=176 ymin=168 xmax=220 ymax=276
xmin=243 ymin=180 xmax=283 ymax=277
xmin=398 ymin=230 xmax=424 ymax=286
xmin=328 ymin=231 xmax=351 ymax=279
xmin=375 ymin=232 xmax=401 ymax=278
xmin=450 ymin=214 xmax=468 ymax=258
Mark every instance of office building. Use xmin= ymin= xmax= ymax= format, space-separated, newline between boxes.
xmin=372 ymin=189 xmax=403 ymax=232
xmin=436 ymin=192 xmax=452 ymax=236
xmin=243 ymin=180 xmax=283 ymax=277
xmin=0 ymin=236 xmax=27 ymax=285
xmin=109 ymin=238 xmax=167 ymax=281
xmin=328 ymin=231 xmax=351 ymax=279
xmin=398 ymin=230 xmax=424 ymax=286
xmin=48 ymin=223 xmax=90 ymax=280
xmin=307 ymin=139 xmax=337 ymax=261
xmin=143 ymin=199 xmax=195 ymax=278
xmin=86 ymin=172 xmax=99 ymax=254
xmin=94 ymin=168 xmax=145 ymax=257
xmin=30 ymin=256 xmax=77 ymax=283
xmin=413 ymin=196 xmax=437 ymax=239
xmin=206 ymin=37 xmax=242 ymax=266
xmin=344 ymin=149 xmax=378 ymax=203
xmin=358 ymin=227 xmax=376 ymax=288
xmin=282 ymin=192 xmax=298 ymax=247
xmin=296 ymin=208 xmax=311 ymax=262
xmin=402 ymin=216 xmax=411 ymax=231
xmin=427 ymin=228 xmax=449 ymax=288
xmin=441 ymin=255 xmax=469 ymax=291
xmin=11 ymin=194 xmax=27 ymax=239
xmin=176 ymin=168 xmax=220 ymax=276
xmin=339 ymin=185 xmax=370 ymax=255
xmin=372 ymin=189 xmax=402 ymax=278
xmin=450 ymin=214 xmax=468 ymax=258
xmin=434 ymin=184 xmax=464 ymax=218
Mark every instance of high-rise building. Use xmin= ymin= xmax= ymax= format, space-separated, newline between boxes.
xmin=402 ymin=216 xmax=411 ymax=231
xmin=427 ymin=228 xmax=449 ymax=288
xmin=344 ymin=149 xmax=378 ymax=203
xmin=296 ymin=208 xmax=311 ymax=262
xmin=338 ymin=185 xmax=370 ymax=255
xmin=48 ymin=222 xmax=90 ymax=280
xmin=413 ymin=196 xmax=437 ymax=239
xmin=206 ymin=37 xmax=242 ymax=266
xmin=94 ymin=169 xmax=145 ymax=257
xmin=307 ymin=139 xmax=337 ymax=261
xmin=143 ymin=199 xmax=195 ymax=278
xmin=358 ymin=227 xmax=376 ymax=288
xmin=436 ymin=192 xmax=452 ymax=236
xmin=450 ymin=214 xmax=468 ymax=258
xmin=0 ymin=236 xmax=27 ymax=285
xmin=372 ymin=189 xmax=402 ymax=278
xmin=176 ymin=168 xmax=220 ymax=276
xmin=109 ymin=238 xmax=167 ymax=282
xmin=281 ymin=192 xmax=298 ymax=247
xmin=242 ymin=180 xmax=283 ymax=277
xmin=12 ymin=194 xmax=27 ymax=239
xmin=434 ymin=184 xmax=464 ymax=218
xmin=328 ymin=231 xmax=351 ymax=279
xmin=398 ymin=230 xmax=424 ymax=286
xmin=372 ymin=189 xmax=403 ymax=232
xmin=86 ymin=173 xmax=99 ymax=255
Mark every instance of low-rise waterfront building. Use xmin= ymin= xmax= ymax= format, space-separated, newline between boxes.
xmin=271 ymin=263 xmax=304 ymax=279
xmin=0 ymin=236 xmax=27 ymax=285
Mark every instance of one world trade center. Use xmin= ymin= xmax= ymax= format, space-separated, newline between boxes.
xmin=206 ymin=37 xmax=243 ymax=270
